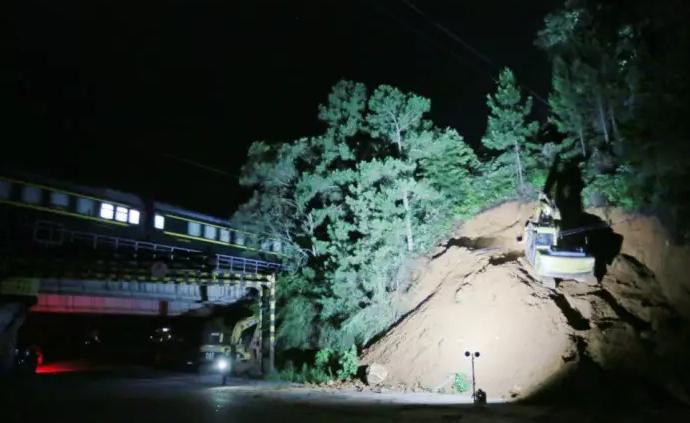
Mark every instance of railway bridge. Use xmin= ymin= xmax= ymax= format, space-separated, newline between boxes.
xmin=0 ymin=222 xmax=279 ymax=374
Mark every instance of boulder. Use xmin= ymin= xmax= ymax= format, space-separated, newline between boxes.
xmin=365 ymin=363 xmax=388 ymax=386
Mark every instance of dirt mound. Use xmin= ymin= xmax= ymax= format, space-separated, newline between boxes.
xmin=590 ymin=208 xmax=690 ymax=319
xmin=363 ymin=202 xmax=690 ymax=403
xmin=363 ymin=249 xmax=575 ymax=399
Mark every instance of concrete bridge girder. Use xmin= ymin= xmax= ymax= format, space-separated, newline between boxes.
xmin=37 ymin=279 xmax=253 ymax=304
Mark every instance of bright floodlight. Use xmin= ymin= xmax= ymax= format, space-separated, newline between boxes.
xmin=216 ymin=358 xmax=229 ymax=371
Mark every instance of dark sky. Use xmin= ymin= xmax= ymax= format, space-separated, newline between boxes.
xmin=5 ymin=0 xmax=554 ymax=217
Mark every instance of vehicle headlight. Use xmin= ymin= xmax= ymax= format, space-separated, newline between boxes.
xmin=216 ymin=358 xmax=229 ymax=371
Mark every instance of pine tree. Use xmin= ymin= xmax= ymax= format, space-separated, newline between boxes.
xmin=481 ymin=68 xmax=539 ymax=193
xmin=366 ymin=85 xmax=430 ymax=252
xmin=549 ymin=57 xmax=589 ymax=157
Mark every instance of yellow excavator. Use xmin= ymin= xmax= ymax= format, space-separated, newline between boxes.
xmin=522 ymin=192 xmax=596 ymax=288
xmin=199 ymin=316 xmax=261 ymax=376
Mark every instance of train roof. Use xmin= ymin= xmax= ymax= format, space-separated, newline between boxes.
xmin=1 ymin=169 xmax=258 ymax=233
xmin=2 ymin=169 xmax=144 ymax=207
xmin=154 ymin=201 xmax=233 ymax=227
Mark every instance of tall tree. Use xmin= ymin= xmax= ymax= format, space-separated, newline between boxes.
xmin=481 ymin=68 xmax=539 ymax=193
xmin=549 ymin=57 xmax=589 ymax=157
xmin=366 ymin=85 xmax=430 ymax=252
xmin=235 ymin=80 xmax=485 ymax=350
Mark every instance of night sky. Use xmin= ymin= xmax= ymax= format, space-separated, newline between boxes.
xmin=5 ymin=0 xmax=554 ymax=217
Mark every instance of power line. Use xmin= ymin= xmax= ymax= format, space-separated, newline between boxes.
xmin=370 ymin=2 xmax=482 ymax=72
xmin=397 ymin=0 xmax=549 ymax=107
xmin=162 ymin=153 xmax=240 ymax=178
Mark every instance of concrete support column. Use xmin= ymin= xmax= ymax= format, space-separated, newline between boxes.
xmin=268 ymin=275 xmax=276 ymax=374
xmin=0 ymin=300 xmax=30 ymax=374
xmin=257 ymin=286 xmax=263 ymax=374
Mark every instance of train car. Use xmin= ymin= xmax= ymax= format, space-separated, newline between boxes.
xmin=0 ymin=172 xmax=285 ymax=269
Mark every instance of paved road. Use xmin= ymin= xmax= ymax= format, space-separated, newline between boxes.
xmin=2 ymin=366 xmax=688 ymax=423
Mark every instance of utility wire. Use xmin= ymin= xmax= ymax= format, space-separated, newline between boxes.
xmin=397 ymin=0 xmax=549 ymax=107
xmin=370 ymin=2 xmax=483 ymax=73
xmin=163 ymin=153 xmax=239 ymax=178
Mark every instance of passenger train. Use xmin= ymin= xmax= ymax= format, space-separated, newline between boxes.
xmin=0 ymin=173 xmax=284 ymax=265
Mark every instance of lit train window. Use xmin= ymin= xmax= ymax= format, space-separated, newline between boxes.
xmin=77 ymin=198 xmax=95 ymax=215
xmin=128 ymin=209 xmax=140 ymax=224
xmin=204 ymin=225 xmax=217 ymax=240
xmin=50 ymin=191 xmax=69 ymax=207
xmin=115 ymin=206 xmax=128 ymax=222
xmin=261 ymin=240 xmax=271 ymax=251
xmin=0 ymin=180 xmax=10 ymax=199
xmin=220 ymin=229 xmax=230 ymax=243
xmin=273 ymin=239 xmax=282 ymax=253
xmin=187 ymin=221 xmax=201 ymax=237
xmin=21 ymin=186 xmax=41 ymax=204
xmin=154 ymin=214 xmax=165 ymax=229
xmin=100 ymin=203 xmax=114 ymax=219
xmin=234 ymin=231 xmax=245 ymax=245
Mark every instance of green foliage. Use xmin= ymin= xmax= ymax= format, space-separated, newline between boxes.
xmin=481 ymin=68 xmax=540 ymax=194
xmin=277 ymin=361 xmax=331 ymax=384
xmin=366 ymin=85 xmax=430 ymax=150
xmin=236 ymin=78 xmax=539 ymax=353
xmin=236 ymin=80 xmax=483 ymax=350
xmin=582 ymin=165 xmax=641 ymax=211
xmin=276 ymin=345 xmax=358 ymax=384
xmin=336 ymin=345 xmax=359 ymax=381
xmin=537 ymin=0 xmax=690 ymax=239
xmin=453 ymin=372 xmax=470 ymax=393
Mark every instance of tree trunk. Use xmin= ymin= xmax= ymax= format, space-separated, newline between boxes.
xmin=608 ymin=104 xmax=620 ymax=142
xmin=514 ymin=141 xmax=524 ymax=192
xmin=402 ymin=189 xmax=414 ymax=252
xmin=578 ymin=127 xmax=586 ymax=157
xmin=596 ymin=95 xmax=610 ymax=144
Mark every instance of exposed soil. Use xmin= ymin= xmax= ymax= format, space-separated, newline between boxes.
xmin=362 ymin=202 xmax=690 ymax=403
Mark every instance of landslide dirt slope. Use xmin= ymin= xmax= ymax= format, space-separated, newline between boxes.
xmin=362 ymin=202 xmax=690 ymax=403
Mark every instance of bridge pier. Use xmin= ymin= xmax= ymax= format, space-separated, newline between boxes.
xmin=0 ymin=298 xmax=34 ymax=374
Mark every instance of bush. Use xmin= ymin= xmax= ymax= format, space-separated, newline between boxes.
xmin=453 ymin=372 xmax=470 ymax=393
xmin=276 ymin=345 xmax=358 ymax=384
xmin=336 ymin=345 xmax=358 ymax=381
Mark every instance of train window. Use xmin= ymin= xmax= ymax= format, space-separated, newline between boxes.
xmin=100 ymin=203 xmax=115 ymax=219
xmin=77 ymin=198 xmax=95 ymax=215
xmin=154 ymin=214 xmax=165 ymax=229
xmin=21 ymin=186 xmax=42 ymax=204
xmin=260 ymin=240 xmax=271 ymax=251
xmin=220 ymin=229 xmax=230 ymax=243
xmin=203 ymin=225 xmax=217 ymax=240
xmin=50 ymin=191 xmax=69 ymax=208
xmin=187 ymin=221 xmax=201 ymax=237
xmin=128 ymin=209 xmax=140 ymax=225
xmin=234 ymin=231 xmax=245 ymax=245
xmin=115 ymin=206 xmax=128 ymax=222
xmin=0 ymin=180 xmax=10 ymax=199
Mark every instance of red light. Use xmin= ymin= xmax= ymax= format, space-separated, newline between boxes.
xmin=35 ymin=361 xmax=86 ymax=374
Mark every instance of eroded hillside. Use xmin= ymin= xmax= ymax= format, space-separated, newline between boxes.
xmin=362 ymin=202 xmax=690 ymax=403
